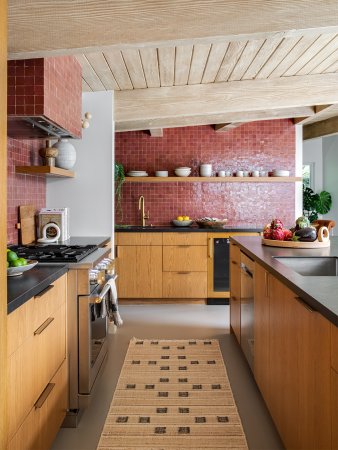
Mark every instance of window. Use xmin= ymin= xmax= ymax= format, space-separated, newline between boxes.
xmin=302 ymin=162 xmax=315 ymax=190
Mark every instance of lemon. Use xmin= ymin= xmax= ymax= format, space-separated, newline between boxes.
xmin=177 ymin=216 xmax=184 ymax=221
xmin=183 ymin=216 xmax=190 ymax=221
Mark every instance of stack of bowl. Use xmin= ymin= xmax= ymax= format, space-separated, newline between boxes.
xmin=174 ymin=167 xmax=191 ymax=177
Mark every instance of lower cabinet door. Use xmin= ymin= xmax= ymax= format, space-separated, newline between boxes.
xmin=8 ymin=359 xmax=68 ymax=450
xmin=332 ymin=368 xmax=338 ymax=450
xmin=163 ymin=272 xmax=207 ymax=298
xmin=117 ymin=245 xmax=163 ymax=298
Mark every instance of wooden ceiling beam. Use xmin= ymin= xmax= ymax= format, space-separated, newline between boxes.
xmin=303 ymin=116 xmax=338 ymax=140
xmin=214 ymin=123 xmax=245 ymax=132
xmin=115 ymin=106 xmax=315 ymax=132
xmin=293 ymin=104 xmax=338 ymax=126
xmin=115 ymin=73 xmax=338 ymax=124
xmin=149 ymin=128 xmax=163 ymax=137
xmin=8 ymin=0 xmax=338 ymax=58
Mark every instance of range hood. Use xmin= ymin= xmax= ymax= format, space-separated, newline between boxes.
xmin=8 ymin=57 xmax=82 ymax=139
xmin=8 ymin=116 xmax=76 ymax=139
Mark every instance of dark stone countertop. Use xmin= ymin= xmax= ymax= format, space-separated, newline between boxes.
xmin=115 ymin=225 xmax=261 ymax=233
xmin=231 ymin=235 xmax=338 ymax=326
xmin=7 ymin=265 xmax=68 ymax=314
xmin=44 ymin=236 xmax=110 ymax=247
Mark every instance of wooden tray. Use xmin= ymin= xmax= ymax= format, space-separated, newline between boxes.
xmin=262 ymin=238 xmax=330 ymax=248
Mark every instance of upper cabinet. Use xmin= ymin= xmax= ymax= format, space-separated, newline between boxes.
xmin=7 ymin=57 xmax=82 ymax=139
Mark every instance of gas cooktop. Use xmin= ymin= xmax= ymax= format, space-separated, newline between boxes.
xmin=10 ymin=244 xmax=98 ymax=263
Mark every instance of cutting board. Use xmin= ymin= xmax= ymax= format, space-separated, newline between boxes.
xmin=18 ymin=205 xmax=36 ymax=244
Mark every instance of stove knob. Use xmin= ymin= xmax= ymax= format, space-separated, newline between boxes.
xmin=89 ymin=269 xmax=99 ymax=284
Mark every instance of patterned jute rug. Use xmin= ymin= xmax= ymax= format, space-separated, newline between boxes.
xmin=97 ymin=338 xmax=248 ymax=449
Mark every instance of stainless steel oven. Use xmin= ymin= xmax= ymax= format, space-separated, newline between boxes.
xmin=78 ymin=275 xmax=117 ymax=395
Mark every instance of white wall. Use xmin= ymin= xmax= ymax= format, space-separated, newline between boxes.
xmin=323 ymin=135 xmax=338 ymax=228
xmin=303 ymin=137 xmax=323 ymax=192
xmin=46 ymin=91 xmax=114 ymax=239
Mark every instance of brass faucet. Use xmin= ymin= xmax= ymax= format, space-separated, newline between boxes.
xmin=138 ymin=195 xmax=150 ymax=227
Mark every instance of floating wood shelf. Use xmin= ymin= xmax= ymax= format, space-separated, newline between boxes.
xmin=15 ymin=166 xmax=75 ymax=178
xmin=125 ymin=176 xmax=302 ymax=183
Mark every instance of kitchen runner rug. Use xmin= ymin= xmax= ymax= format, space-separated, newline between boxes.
xmin=97 ymin=338 xmax=248 ymax=449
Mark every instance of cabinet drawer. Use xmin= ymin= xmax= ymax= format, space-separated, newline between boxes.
xmin=116 ymin=232 xmax=162 ymax=246
xmin=163 ymin=272 xmax=207 ymax=298
xmin=163 ymin=246 xmax=207 ymax=272
xmin=8 ymin=359 xmax=68 ymax=450
xmin=8 ymin=274 xmax=67 ymax=357
xmin=163 ymin=232 xmax=207 ymax=246
xmin=8 ymin=302 xmax=66 ymax=440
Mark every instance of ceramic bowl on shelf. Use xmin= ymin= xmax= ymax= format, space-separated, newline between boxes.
xmin=7 ymin=260 xmax=38 ymax=277
xmin=272 ymin=169 xmax=290 ymax=177
xmin=174 ymin=167 xmax=191 ymax=177
xmin=172 ymin=219 xmax=193 ymax=227
xmin=155 ymin=170 xmax=169 ymax=177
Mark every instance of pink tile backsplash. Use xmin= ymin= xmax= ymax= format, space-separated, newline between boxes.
xmin=7 ymin=138 xmax=46 ymax=245
xmin=115 ymin=120 xmax=296 ymax=228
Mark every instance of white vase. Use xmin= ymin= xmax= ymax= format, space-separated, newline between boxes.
xmin=53 ymin=139 xmax=76 ymax=170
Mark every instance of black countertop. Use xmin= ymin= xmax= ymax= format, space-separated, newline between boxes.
xmin=49 ymin=236 xmax=110 ymax=246
xmin=7 ymin=264 xmax=68 ymax=314
xmin=115 ymin=225 xmax=261 ymax=233
xmin=231 ymin=236 xmax=338 ymax=327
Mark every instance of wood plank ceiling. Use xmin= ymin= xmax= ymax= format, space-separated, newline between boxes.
xmin=8 ymin=1 xmax=338 ymax=134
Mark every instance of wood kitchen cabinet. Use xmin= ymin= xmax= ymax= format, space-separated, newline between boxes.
xmin=253 ymin=263 xmax=270 ymax=401
xmin=116 ymin=233 xmax=163 ymax=298
xmin=7 ymin=274 xmax=68 ymax=450
xmin=229 ymin=242 xmax=241 ymax=342
xmin=162 ymin=232 xmax=207 ymax=299
xmin=253 ymin=263 xmax=331 ymax=450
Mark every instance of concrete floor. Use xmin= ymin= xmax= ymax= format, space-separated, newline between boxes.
xmin=52 ymin=304 xmax=284 ymax=450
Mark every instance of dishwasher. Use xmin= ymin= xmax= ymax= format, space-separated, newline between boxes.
xmin=240 ymin=253 xmax=254 ymax=370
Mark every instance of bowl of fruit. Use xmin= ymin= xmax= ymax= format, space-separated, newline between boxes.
xmin=195 ymin=217 xmax=228 ymax=228
xmin=7 ymin=249 xmax=38 ymax=277
xmin=172 ymin=215 xmax=193 ymax=227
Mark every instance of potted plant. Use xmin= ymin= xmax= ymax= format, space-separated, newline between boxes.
xmin=115 ymin=162 xmax=125 ymax=219
xmin=303 ymin=185 xmax=332 ymax=222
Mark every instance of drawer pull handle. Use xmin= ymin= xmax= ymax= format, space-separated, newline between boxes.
xmin=231 ymin=296 xmax=237 ymax=302
xmin=34 ymin=383 xmax=55 ymax=409
xmin=208 ymin=239 xmax=213 ymax=258
xmin=178 ymin=245 xmax=190 ymax=248
xmin=34 ymin=317 xmax=54 ymax=335
xmin=34 ymin=284 xmax=54 ymax=298
xmin=177 ymin=272 xmax=190 ymax=275
xmin=231 ymin=261 xmax=237 ymax=265
xmin=295 ymin=296 xmax=314 ymax=313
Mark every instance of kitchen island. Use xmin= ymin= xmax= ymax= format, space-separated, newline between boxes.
xmin=230 ymin=235 xmax=338 ymax=450
xmin=231 ymin=235 xmax=338 ymax=325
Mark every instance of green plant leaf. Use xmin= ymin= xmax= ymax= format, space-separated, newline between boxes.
xmin=314 ymin=190 xmax=332 ymax=215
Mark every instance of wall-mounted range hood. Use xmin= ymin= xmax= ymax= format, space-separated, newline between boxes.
xmin=8 ymin=57 xmax=82 ymax=140
xmin=8 ymin=116 xmax=76 ymax=139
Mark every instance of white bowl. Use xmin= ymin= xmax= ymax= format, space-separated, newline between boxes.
xmin=155 ymin=171 xmax=168 ymax=177
xmin=172 ymin=220 xmax=193 ymax=227
xmin=175 ymin=169 xmax=191 ymax=177
xmin=7 ymin=260 xmax=38 ymax=277
xmin=176 ymin=167 xmax=191 ymax=170
xmin=273 ymin=170 xmax=290 ymax=177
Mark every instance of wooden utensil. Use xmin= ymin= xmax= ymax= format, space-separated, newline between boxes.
xmin=17 ymin=205 xmax=36 ymax=244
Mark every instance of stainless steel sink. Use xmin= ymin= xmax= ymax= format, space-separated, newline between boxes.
xmin=273 ymin=257 xmax=338 ymax=276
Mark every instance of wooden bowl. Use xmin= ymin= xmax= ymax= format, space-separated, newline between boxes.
xmin=195 ymin=219 xmax=228 ymax=229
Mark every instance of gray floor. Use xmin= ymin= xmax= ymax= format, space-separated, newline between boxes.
xmin=52 ymin=305 xmax=284 ymax=450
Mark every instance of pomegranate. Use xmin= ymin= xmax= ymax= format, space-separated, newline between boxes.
xmin=263 ymin=226 xmax=272 ymax=239
xmin=283 ymin=229 xmax=293 ymax=241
